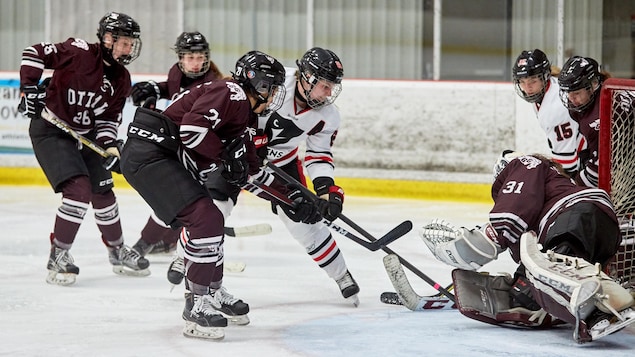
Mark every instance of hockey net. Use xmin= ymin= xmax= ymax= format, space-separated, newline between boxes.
xmin=599 ymin=78 xmax=635 ymax=287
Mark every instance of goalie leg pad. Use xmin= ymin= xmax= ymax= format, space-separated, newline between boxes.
xmin=452 ymin=269 xmax=564 ymax=328
xmin=520 ymin=231 xmax=635 ymax=342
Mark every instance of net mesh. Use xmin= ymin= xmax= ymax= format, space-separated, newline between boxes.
xmin=600 ymin=79 xmax=635 ymax=286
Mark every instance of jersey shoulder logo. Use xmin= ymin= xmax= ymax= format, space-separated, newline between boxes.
xmin=70 ymin=38 xmax=89 ymax=51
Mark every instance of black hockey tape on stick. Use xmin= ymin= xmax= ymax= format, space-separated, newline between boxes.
xmin=41 ymin=109 xmax=111 ymax=158
xmin=242 ymin=177 xmax=409 ymax=251
xmin=266 ymin=162 xmax=455 ymax=301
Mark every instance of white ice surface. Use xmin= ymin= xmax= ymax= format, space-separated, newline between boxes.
xmin=1 ymin=186 xmax=634 ymax=356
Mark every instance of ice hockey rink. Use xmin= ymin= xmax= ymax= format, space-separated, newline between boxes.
xmin=1 ymin=185 xmax=634 ymax=357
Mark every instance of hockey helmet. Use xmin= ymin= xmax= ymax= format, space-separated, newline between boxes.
xmin=233 ymin=50 xmax=287 ymax=115
xmin=558 ymin=56 xmax=601 ymax=112
xmin=512 ymin=49 xmax=550 ymax=103
xmin=493 ymin=150 xmax=524 ymax=180
xmin=174 ymin=31 xmax=210 ymax=78
xmin=296 ymin=47 xmax=343 ymax=109
xmin=96 ymin=12 xmax=141 ymax=65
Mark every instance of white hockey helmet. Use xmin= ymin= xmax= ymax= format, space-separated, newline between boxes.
xmin=493 ymin=150 xmax=524 ymax=180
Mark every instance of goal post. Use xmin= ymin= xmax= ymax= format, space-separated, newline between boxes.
xmin=599 ymin=78 xmax=635 ymax=287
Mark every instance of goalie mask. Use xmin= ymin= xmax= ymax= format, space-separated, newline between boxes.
xmin=493 ymin=150 xmax=523 ymax=180
xmin=512 ymin=49 xmax=550 ymax=103
xmin=558 ymin=56 xmax=601 ymax=113
xmin=174 ymin=31 xmax=210 ymax=78
xmin=296 ymin=47 xmax=343 ymax=109
xmin=232 ymin=51 xmax=286 ymax=116
xmin=97 ymin=12 xmax=142 ymax=65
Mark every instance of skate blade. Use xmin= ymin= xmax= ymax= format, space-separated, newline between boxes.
xmin=112 ymin=266 xmax=151 ymax=277
xmin=347 ymin=294 xmax=360 ymax=307
xmin=227 ymin=314 xmax=250 ymax=326
xmin=46 ymin=270 xmax=77 ymax=286
xmin=590 ymin=309 xmax=635 ymax=341
xmin=183 ymin=321 xmax=225 ymax=340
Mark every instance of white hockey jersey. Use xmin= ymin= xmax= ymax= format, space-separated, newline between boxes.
xmin=258 ymin=67 xmax=341 ymax=180
xmin=533 ymin=77 xmax=586 ymax=174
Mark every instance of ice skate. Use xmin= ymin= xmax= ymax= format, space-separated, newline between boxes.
xmin=167 ymin=256 xmax=185 ymax=289
xmin=132 ymin=238 xmax=176 ymax=257
xmin=336 ymin=270 xmax=360 ymax=307
xmin=182 ymin=292 xmax=227 ymax=340
xmin=584 ymin=307 xmax=635 ymax=342
xmin=147 ymin=240 xmax=176 ymax=255
xmin=131 ymin=238 xmax=153 ymax=257
xmin=209 ymin=286 xmax=250 ymax=325
xmin=46 ymin=244 xmax=79 ymax=286
xmin=108 ymin=245 xmax=151 ymax=277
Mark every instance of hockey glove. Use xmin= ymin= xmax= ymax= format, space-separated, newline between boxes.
xmin=281 ymin=186 xmax=322 ymax=224
xmin=17 ymin=78 xmax=50 ymax=120
xmin=102 ymin=139 xmax=124 ymax=174
xmin=130 ymin=81 xmax=160 ymax=106
xmin=221 ymin=137 xmax=249 ymax=186
xmin=314 ymin=177 xmax=344 ymax=222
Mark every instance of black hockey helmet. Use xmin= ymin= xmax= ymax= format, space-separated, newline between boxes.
xmin=233 ymin=50 xmax=286 ymax=115
xmin=96 ymin=12 xmax=141 ymax=65
xmin=512 ymin=49 xmax=550 ymax=103
xmin=296 ymin=47 xmax=343 ymax=109
xmin=174 ymin=31 xmax=210 ymax=78
xmin=558 ymin=56 xmax=601 ymax=112
xmin=174 ymin=31 xmax=209 ymax=53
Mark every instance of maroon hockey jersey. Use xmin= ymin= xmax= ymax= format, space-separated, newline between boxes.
xmin=20 ymin=38 xmax=131 ymax=145
xmin=569 ymin=96 xmax=600 ymax=187
xmin=157 ymin=63 xmax=221 ymax=101
xmin=162 ymin=80 xmax=260 ymax=179
xmin=490 ymin=155 xmax=616 ymax=262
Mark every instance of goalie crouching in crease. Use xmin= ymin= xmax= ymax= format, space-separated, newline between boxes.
xmin=421 ymin=151 xmax=635 ymax=343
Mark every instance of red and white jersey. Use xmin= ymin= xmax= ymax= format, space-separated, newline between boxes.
xmin=533 ymin=77 xmax=586 ymax=174
xmin=258 ymin=67 xmax=341 ymax=180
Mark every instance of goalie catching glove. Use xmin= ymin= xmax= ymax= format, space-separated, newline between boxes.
xmin=313 ymin=177 xmax=344 ymax=222
xmin=420 ymin=220 xmax=503 ymax=271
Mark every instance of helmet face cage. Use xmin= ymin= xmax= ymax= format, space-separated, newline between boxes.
xmin=232 ymin=51 xmax=287 ymax=115
xmin=512 ymin=49 xmax=550 ymax=103
xmin=174 ymin=32 xmax=210 ymax=78
xmin=558 ymin=56 xmax=600 ymax=112
xmin=97 ymin=12 xmax=142 ymax=65
xmin=297 ymin=47 xmax=344 ymax=109
xmin=493 ymin=150 xmax=522 ymax=181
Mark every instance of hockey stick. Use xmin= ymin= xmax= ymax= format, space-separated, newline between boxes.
xmin=224 ymin=223 xmax=272 ymax=237
xmin=266 ymin=162 xmax=455 ymax=301
xmin=383 ymin=254 xmax=456 ymax=310
xmin=380 ymin=283 xmax=454 ymax=307
xmin=41 ymin=109 xmax=112 ymax=158
xmin=242 ymin=178 xmax=410 ymax=251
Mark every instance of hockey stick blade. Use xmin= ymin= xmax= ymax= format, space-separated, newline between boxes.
xmin=380 ymin=292 xmax=456 ymax=310
xmin=326 ymin=219 xmax=412 ymax=251
xmin=383 ymin=254 xmax=456 ymax=311
xmin=370 ymin=220 xmax=413 ymax=250
xmin=224 ymin=223 xmax=272 ymax=237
